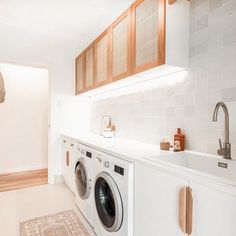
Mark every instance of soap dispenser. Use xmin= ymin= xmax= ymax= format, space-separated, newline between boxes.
xmin=174 ymin=128 xmax=185 ymax=152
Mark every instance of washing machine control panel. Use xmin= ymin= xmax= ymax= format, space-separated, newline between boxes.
xmin=86 ymin=151 xmax=92 ymax=158
xmin=81 ymin=149 xmax=92 ymax=158
xmin=114 ymin=165 xmax=124 ymax=176
xmin=79 ymin=144 xmax=93 ymax=159
xmin=103 ymin=161 xmax=124 ymax=176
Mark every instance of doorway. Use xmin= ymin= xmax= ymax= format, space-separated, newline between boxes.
xmin=0 ymin=63 xmax=49 ymax=191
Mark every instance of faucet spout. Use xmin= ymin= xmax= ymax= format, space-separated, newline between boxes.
xmin=212 ymin=102 xmax=229 ymax=143
xmin=212 ymin=102 xmax=231 ymax=159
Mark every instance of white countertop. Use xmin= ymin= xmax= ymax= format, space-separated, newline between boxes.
xmin=62 ymin=132 xmax=166 ymax=163
xmin=61 ymin=132 xmax=236 ymax=195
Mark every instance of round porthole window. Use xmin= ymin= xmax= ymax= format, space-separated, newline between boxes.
xmin=75 ymin=159 xmax=90 ymax=199
xmin=94 ymin=172 xmax=123 ymax=232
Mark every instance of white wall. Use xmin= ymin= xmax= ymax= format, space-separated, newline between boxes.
xmin=59 ymin=96 xmax=91 ymax=136
xmin=0 ymin=64 xmax=48 ymax=173
xmin=90 ymin=0 xmax=236 ymax=157
xmin=0 ymin=1 xmax=135 ymax=183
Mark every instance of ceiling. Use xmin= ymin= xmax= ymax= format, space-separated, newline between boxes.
xmin=0 ymin=0 xmax=135 ymax=56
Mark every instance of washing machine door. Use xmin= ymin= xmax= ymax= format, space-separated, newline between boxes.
xmin=75 ymin=159 xmax=91 ymax=199
xmin=95 ymin=172 xmax=123 ymax=232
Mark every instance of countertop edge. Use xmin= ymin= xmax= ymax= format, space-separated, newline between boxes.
xmin=61 ymin=133 xmax=236 ymax=196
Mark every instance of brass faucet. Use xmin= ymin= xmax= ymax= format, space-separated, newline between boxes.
xmin=212 ymin=102 xmax=231 ymax=160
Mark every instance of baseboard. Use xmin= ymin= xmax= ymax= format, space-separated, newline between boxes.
xmin=0 ymin=165 xmax=48 ymax=175
xmin=0 ymin=168 xmax=48 ymax=192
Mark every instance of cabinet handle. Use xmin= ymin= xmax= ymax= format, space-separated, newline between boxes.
xmin=187 ymin=187 xmax=193 ymax=235
xmin=70 ymin=143 xmax=74 ymax=147
xmin=63 ymin=140 xmax=66 ymax=143
xmin=179 ymin=187 xmax=193 ymax=235
xmin=66 ymin=151 xmax=70 ymax=166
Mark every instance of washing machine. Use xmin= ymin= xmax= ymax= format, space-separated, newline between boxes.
xmin=75 ymin=143 xmax=95 ymax=227
xmin=94 ymin=151 xmax=134 ymax=236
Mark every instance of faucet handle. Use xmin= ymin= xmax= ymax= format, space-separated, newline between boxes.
xmin=218 ymin=139 xmax=223 ymax=150
xmin=218 ymin=139 xmax=225 ymax=156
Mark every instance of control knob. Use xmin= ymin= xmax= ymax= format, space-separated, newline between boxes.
xmin=104 ymin=161 xmax=110 ymax=168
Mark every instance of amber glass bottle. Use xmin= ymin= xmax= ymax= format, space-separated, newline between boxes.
xmin=174 ymin=128 xmax=185 ymax=152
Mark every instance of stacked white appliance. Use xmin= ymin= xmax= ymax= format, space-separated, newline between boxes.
xmin=74 ymin=143 xmax=95 ymax=226
xmin=74 ymin=143 xmax=134 ymax=236
xmin=93 ymin=150 xmax=134 ymax=236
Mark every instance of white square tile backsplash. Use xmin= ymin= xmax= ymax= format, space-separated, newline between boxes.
xmin=90 ymin=0 xmax=236 ymax=157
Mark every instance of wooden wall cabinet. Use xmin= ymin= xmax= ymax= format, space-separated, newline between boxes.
xmin=75 ymin=0 xmax=189 ymax=95
xmin=110 ymin=9 xmax=131 ymax=81
xmin=75 ymin=54 xmax=85 ymax=95
xmin=76 ymin=44 xmax=95 ymax=95
xmin=131 ymin=0 xmax=165 ymax=74
xmin=85 ymin=44 xmax=95 ymax=90
xmin=94 ymin=30 xmax=110 ymax=87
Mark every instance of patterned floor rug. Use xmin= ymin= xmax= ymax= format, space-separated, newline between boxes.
xmin=20 ymin=210 xmax=90 ymax=236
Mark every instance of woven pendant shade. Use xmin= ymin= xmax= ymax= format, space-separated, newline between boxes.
xmin=0 ymin=71 xmax=6 ymax=103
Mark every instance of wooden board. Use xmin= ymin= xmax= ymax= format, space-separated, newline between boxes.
xmin=0 ymin=168 xmax=48 ymax=192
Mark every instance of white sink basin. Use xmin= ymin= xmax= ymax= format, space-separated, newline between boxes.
xmin=144 ymin=152 xmax=236 ymax=186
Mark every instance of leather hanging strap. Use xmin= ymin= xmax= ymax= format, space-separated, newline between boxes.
xmin=0 ymin=71 xmax=6 ymax=103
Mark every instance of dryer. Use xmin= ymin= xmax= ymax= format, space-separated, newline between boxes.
xmin=94 ymin=151 xmax=134 ymax=236
xmin=75 ymin=143 xmax=95 ymax=227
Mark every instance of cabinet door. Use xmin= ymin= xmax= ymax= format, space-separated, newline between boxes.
xmin=61 ymin=139 xmax=70 ymax=182
xmin=132 ymin=0 xmax=165 ymax=73
xmin=85 ymin=44 xmax=95 ymax=89
xmin=189 ymin=180 xmax=236 ymax=236
xmin=95 ymin=30 xmax=110 ymax=87
xmin=75 ymin=54 xmax=85 ymax=94
xmin=68 ymin=142 xmax=76 ymax=193
xmin=134 ymin=163 xmax=187 ymax=236
xmin=61 ymin=139 xmax=76 ymax=193
xmin=110 ymin=10 xmax=131 ymax=81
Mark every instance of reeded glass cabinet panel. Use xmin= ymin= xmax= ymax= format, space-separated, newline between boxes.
xmin=76 ymin=55 xmax=85 ymax=94
xmin=95 ymin=32 xmax=109 ymax=85
xmin=85 ymin=47 xmax=94 ymax=89
xmin=111 ymin=11 xmax=130 ymax=80
xmin=134 ymin=0 xmax=160 ymax=68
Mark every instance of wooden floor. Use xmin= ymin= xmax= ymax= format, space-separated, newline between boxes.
xmin=0 ymin=168 xmax=48 ymax=192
